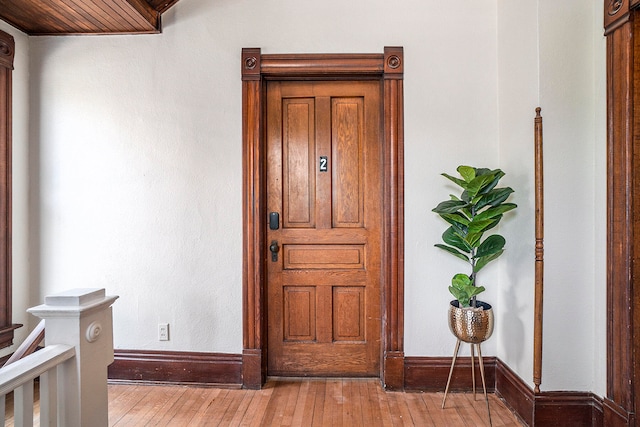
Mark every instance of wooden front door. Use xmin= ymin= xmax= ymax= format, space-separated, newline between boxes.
xmin=266 ymin=80 xmax=382 ymax=376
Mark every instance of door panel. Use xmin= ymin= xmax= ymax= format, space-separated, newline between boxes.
xmin=266 ymin=80 xmax=382 ymax=377
xmin=282 ymin=97 xmax=315 ymax=228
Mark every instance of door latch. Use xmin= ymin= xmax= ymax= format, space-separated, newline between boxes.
xmin=269 ymin=212 xmax=280 ymax=230
xmin=269 ymin=240 xmax=280 ymax=262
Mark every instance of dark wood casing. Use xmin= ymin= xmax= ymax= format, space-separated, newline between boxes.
xmin=241 ymin=47 xmax=405 ymax=390
xmin=0 ymin=30 xmax=20 ymax=350
xmin=604 ymin=0 xmax=640 ymax=425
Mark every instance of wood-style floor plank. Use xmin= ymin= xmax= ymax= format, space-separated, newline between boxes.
xmin=290 ymin=379 xmax=311 ymax=426
xmin=111 ymin=384 xmax=184 ymax=426
xmin=375 ymin=379 xmax=400 ymax=427
xmin=225 ymin=389 xmax=257 ymax=426
xmin=3 ymin=377 xmax=524 ymax=426
xmin=310 ymin=378 xmax=327 ymax=426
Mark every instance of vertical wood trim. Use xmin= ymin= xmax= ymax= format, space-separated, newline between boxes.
xmin=631 ymin=12 xmax=640 ymax=421
xmin=0 ymin=30 xmax=16 ymax=349
xmin=604 ymin=13 xmax=636 ymax=424
xmin=382 ymin=46 xmax=405 ymax=391
xmin=533 ymin=108 xmax=544 ymax=394
xmin=241 ymin=48 xmax=265 ymax=389
xmin=607 ymin=18 xmax=633 ymax=410
xmin=241 ymin=47 xmax=405 ymax=389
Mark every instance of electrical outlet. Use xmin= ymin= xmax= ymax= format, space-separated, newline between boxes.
xmin=158 ymin=323 xmax=169 ymax=341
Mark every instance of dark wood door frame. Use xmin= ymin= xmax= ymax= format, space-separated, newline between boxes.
xmin=605 ymin=2 xmax=640 ymax=425
xmin=241 ymin=47 xmax=405 ymax=390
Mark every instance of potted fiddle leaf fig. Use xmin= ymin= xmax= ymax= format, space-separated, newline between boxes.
xmin=432 ymin=165 xmax=516 ymax=343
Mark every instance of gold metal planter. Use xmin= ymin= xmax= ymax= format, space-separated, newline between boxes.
xmin=443 ymin=300 xmax=494 ymax=426
xmin=448 ymin=300 xmax=494 ymax=344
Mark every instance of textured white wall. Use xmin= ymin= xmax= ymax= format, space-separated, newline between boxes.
xmin=536 ymin=0 xmax=606 ymax=394
xmin=2 ymin=0 xmax=605 ymax=393
xmin=26 ymin=0 xmax=502 ymax=356
xmin=496 ymin=0 xmax=538 ymax=391
xmin=497 ymin=0 xmax=606 ymax=393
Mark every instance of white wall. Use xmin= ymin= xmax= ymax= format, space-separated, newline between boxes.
xmin=537 ymin=0 xmax=605 ymax=394
xmin=592 ymin=0 xmax=607 ymax=399
xmin=497 ymin=0 xmax=606 ymax=394
xmin=6 ymin=0 xmax=605 ymax=393
xmin=27 ymin=0 xmax=502 ymax=356
xmin=0 ymin=21 xmax=31 ymax=359
xmin=496 ymin=0 xmax=538 ymax=391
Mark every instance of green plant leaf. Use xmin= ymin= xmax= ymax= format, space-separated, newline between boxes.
xmin=474 ymin=203 xmax=517 ymax=222
xmin=474 ymin=168 xmax=493 ymax=177
xmin=457 ymin=165 xmax=476 ymax=183
xmin=448 ymin=286 xmax=470 ymax=307
xmin=477 ymin=169 xmax=505 ymax=195
xmin=475 ymin=187 xmax=514 ymax=210
xmin=451 ymin=273 xmax=472 ymax=288
xmin=476 ymin=235 xmax=506 ymax=258
xmin=449 ymin=274 xmax=485 ymax=307
xmin=432 ymin=200 xmax=468 ymax=214
xmin=435 ymin=244 xmax=470 ymax=262
xmin=467 ymin=285 xmax=486 ymax=298
xmin=441 ymin=173 xmax=467 ymax=189
xmin=466 ymin=174 xmax=496 ymax=198
xmin=440 ymin=212 xmax=470 ymax=227
xmin=468 ymin=217 xmax=500 ymax=235
xmin=465 ymin=218 xmax=500 ymax=247
xmin=444 ymin=219 xmax=468 ymax=237
xmin=474 ymin=249 xmax=504 ymax=272
xmin=442 ymin=227 xmax=472 ymax=253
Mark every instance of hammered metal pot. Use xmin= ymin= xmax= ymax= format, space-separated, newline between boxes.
xmin=448 ymin=300 xmax=494 ymax=344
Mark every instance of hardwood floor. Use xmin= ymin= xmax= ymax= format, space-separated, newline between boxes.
xmin=107 ymin=378 xmax=524 ymax=426
xmin=2 ymin=377 xmax=524 ymax=426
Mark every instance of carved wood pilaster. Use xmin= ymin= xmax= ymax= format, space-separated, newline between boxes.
xmin=0 ymin=30 xmax=16 ymax=349
xmin=605 ymin=0 xmax=630 ymax=35
xmin=604 ymin=11 xmax=639 ymax=425
xmin=382 ymin=46 xmax=404 ymax=391
xmin=241 ymin=48 xmax=266 ymax=389
xmin=0 ymin=32 xmax=14 ymax=71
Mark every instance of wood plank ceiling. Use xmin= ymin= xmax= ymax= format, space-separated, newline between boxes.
xmin=0 ymin=0 xmax=180 ymax=35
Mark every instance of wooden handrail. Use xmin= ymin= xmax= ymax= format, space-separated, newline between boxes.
xmin=2 ymin=320 xmax=45 ymax=368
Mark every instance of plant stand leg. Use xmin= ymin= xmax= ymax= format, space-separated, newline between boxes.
xmin=470 ymin=343 xmax=476 ymax=400
xmin=476 ymin=343 xmax=492 ymax=427
xmin=442 ymin=338 xmax=461 ymax=409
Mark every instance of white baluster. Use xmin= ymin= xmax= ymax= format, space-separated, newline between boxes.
xmin=0 ymin=393 xmax=5 ymax=426
xmin=14 ymin=381 xmax=34 ymax=427
xmin=40 ymin=366 xmax=58 ymax=426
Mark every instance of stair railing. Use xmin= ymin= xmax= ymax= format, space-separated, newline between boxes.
xmin=0 ymin=288 xmax=118 ymax=427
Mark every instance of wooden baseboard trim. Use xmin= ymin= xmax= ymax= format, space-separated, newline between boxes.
xmin=383 ymin=351 xmax=405 ymax=391
xmin=405 ymin=356 xmax=604 ymax=426
xmin=533 ymin=392 xmax=603 ymax=427
xmin=242 ymin=348 xmax=264 ymax=390
xmin=495 ymin=359 xmax=604 ymax=427
xmin=109 ymin=350 xmax=242 ymax=386
xmin=495 ymin=358 xmax=535 ymax=426
xmin=404 ymin=356 xmax=496 ymax=392
xmin=602 ymin=397 xmax=634 ymax=426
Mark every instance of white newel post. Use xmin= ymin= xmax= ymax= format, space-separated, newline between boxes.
xmin=27 ymin=288 xmax=119 ymax=427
